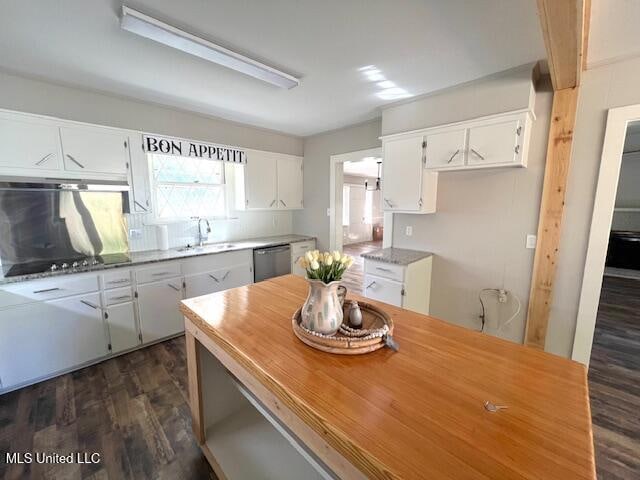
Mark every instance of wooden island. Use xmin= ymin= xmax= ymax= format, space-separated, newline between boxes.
xmin=180 ymin=275 xmax=596 ymax=480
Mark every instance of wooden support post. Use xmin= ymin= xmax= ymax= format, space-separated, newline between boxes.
xmin=525 ymin=87 xmax=579 ymax=348
xmin=185 ymin=329 xmax=205 ymax=443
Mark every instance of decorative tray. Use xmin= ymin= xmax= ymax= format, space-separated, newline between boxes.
xmin=292 ymin=300 xmax=395 ymax=355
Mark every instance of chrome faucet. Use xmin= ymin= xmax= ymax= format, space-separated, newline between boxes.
xmin=197 ymin=218 xmax=211 ymax=247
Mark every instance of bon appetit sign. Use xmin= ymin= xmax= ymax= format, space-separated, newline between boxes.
xmin=143 ymin=134 xmax=247 ymax=164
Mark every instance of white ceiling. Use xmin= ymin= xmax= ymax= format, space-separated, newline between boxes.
xmin=0 ymin=0 xmax=545 ymax=136
xmin=344 ymin=157 xmax=382 ymax=178
xmin=587 ymin=0 xmax=640 ymax=68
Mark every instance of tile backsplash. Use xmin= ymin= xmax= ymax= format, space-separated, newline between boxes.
xmin=126 ymin=211 xmax=294 ymax=252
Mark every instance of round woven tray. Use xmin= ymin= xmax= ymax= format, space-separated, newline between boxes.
xmin=292 ymin=300 xmax=394 ymax=354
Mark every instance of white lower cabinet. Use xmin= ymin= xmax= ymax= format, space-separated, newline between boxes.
xmin=105 ymin=301 xmax=139 ymax=354
xmin=185 ymin=264 xmax=253 ymax=298
xmin=0 ymin=292 xmax=108 ymax=391
xmin=137 ymin=278 xmax=185 ymax=343
xmin=290 ymin=239 xmax=316 ymax=277
xmin=363 ymin=256 xmax=432 ymax=314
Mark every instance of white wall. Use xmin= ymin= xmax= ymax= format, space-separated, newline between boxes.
xmin=382 ymin=65 xmax=547 ymax=344
xmin=293 ymin=120 xmax=382 ymax=250
xmin=611 ymin=152 xmax=640 ymax=231
xmin=0 ymin=70 xmax=304 ymax=250
xmin=553 ymin=56 xmax=640 ymax=358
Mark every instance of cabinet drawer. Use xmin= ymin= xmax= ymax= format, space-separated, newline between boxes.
xmin=181 ymin=250 xmax=252 ymax=276
xmin=0 ymin=274 xmax=100 ymax=308
xmin=364 ymin=261 xmax=405 ymax=282
xmin=135 ymin=262 xmax=182 ymax=284
xmin=102 ymin=269 xmax=132 ymax=289
xmin=291 ymin=240 xmax=316 ymax=258
xmin=363 ymin=275 xmax=403 ymax=307
xmin=104 ymin=287 xmax=134 ymax=306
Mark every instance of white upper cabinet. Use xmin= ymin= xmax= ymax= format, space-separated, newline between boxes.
xmin=277 ymin=154 xmax=303 ymax=209
xmin=0 ymin=113 xmax=61 ymax=174
xmin=127 ymin=133 xmax=152 ymax=213
xmin=425 ymin=129 xmax=467 ymax=169
xmin=240 ymin=149 xmax=303 ymax=210
xmin=60 ymin=125 xmax=129 ymax=177
xmin=382 ymin=135 xmax=437 ymax=213
xmin=243 ymin=150 xmax=278 ymax=209
xmin=467 ymin=117 xmax=523 ymax=167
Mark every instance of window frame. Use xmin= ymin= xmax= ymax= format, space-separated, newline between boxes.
xmin=147 ymin=153 xmax=228 ymax=223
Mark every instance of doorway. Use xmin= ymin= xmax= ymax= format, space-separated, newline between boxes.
xmin=574 ymin=110 xmax=640 ymax=478
xmin=329 ymin=147 xmax=387 ymax=294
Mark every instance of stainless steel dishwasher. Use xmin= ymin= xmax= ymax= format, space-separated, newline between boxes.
xmin=253 ymin=244 xmax=291 ymax=282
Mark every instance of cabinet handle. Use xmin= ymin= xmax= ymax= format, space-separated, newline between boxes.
xmin=152 ymin=271 xmax=172 ymax=276
xmin=375 ymin=267 xmax=393 ymax=273
xmin=35 ymin=152 xmax=55 ymax=166
xmin=80 ymin=299 xmax=101 ymax=310
xmin=280 ymin=199 xmax=287 ymax=207
xmin=516 ymin=126 xmax=522 ymax=136
xmin=33 ymin=287 xmax=61 ymax=294
xmin=366 ymin=281 xmax=377 ymax=290
xmin=208 ymin=274 xmax=219 ymax=283
xmin=269 ymin=199 xmax=276 ymax=207
xmin=384 ymin=198 xmax=394 ymax=208
xmin=447 ymin=149 xmax=461 ymax=164
xmin=470 ymin=148 xmax=485 ymax=161
xmin=134 ymin=200 xmax=148 ymax=212
xmin=66 ymin=154 xmax=86 ymax=169
xmin=515 ymin=145 xmax=520 ymax=154
xmin=107 ymin=278 xmax=129 ymax=285
xmin=110 ymin=295 xmax=131 ymax=300
xmin=167 ymin=283 xmax=180 ymax=291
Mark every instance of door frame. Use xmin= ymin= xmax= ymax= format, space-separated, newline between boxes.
xmin=329 ymin=147 xmax=391 ymax=251
xmin=572 ymin=104 xmax=640 ymax=365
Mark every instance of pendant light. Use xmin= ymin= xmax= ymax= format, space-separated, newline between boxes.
xmin=365 ymin=160 xmax=382 ymax=191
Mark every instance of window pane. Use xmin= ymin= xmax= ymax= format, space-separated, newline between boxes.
xmin=155 ymin=184 xmax=225 ymax=219
xmin=151 ymin=154 xmax=224 ymax=184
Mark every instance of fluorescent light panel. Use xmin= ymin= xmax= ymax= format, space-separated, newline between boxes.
xmin=120 ymin=6 xmax=300 ymax=89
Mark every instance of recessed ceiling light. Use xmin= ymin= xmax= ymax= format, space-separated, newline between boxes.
xmin=120 ymin=6 xmax=300 ymax=89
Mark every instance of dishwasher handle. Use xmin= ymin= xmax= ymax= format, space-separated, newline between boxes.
xmin=255 ymin=246 xmax=290 ymax=255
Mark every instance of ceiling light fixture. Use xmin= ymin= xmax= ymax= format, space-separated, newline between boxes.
xmin=364 ymin=160 xmax=383 ymax=192
xmin=120 ymin=6 xmax=300 ymax=89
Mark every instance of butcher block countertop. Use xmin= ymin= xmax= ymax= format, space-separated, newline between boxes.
xmin=180 ymin=275 xmax=596 ymax=480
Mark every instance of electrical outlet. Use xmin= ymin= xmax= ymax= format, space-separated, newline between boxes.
xmin=129 ymin=228 xmax=142 ymax=239
xmin=405 ymin=226 xmax=413 ymax=236
xmin=498 ymin=289 xmax=508 ymax=303
xmin=526 ymin=234 xmax=537 ymax=249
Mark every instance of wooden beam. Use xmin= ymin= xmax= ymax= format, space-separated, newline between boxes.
xmin=525 ymin=87 xmax=579 ymax=348
xmin=536 ymin=0 xmax=587 ymax=89
xmin=185 ymin=330 xmax=205 ymax=444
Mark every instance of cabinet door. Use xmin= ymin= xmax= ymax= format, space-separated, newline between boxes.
xmin=425 ymin=129 xmax=466 ymax=169
xmin=467 ymin=118 xmax=521 ymax=167
xmin=128 ymin=133 xmax=152 ymax=213
xmin=105 ymin=302 xmax=139 ymax=354
xmin=382 ymin=136 xmax=424 ymax=211
xmin=0 ymin=114 xmax=61 ymax=173
xmin=0 ymin=292 xmax=107 ymax=390
xmin=244 ymin=150 xmax=278 ymax=209
xmin=363 ymin=274 xmax=403 ymax=307
xmin=137 ymin=278 xmax=184 ymax=343
xmin=277 ymin=155 xmax=303 ymax=209
xmin=185 ymin=264 xmax=253 ymax=298
xmin=60 ymin=125 xmax=129 ymax=176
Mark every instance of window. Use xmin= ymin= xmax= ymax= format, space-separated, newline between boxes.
xmin=150 ymin=154 xmax=226 ymax=221
xmin=342 ymin=185 xmax=350 ymax=226
xmin=364 ymin=189 xmax=373 ymax=224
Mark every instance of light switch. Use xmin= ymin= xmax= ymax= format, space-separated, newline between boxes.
xmin=526 ymin=234 xmax=537 ymax=249
xmin=405 ymin=226 xmax=413 ymax=236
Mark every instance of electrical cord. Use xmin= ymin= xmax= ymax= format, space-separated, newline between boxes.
xmin=478 ymin=288 xmax=521 ymax=333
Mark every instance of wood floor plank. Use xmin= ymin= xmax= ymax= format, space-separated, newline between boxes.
xmin=589 ymin=275 xmax=640 ymax=479
xmin=0 ymin=337 xmax=213 ymax=480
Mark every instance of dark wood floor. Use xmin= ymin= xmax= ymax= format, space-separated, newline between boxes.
xmin=589 ymin=275 xmax=640 ymax=480
xmin=0 ymin=337 xmax=214 ymax=480
xmin=342 ymin=240 xmax=382 ymax=295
